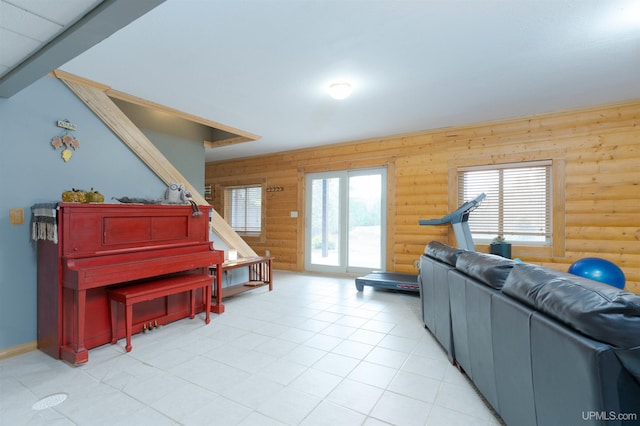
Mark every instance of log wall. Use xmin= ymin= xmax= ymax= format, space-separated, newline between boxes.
xmin=205 ymin=100 xmax=640 ymax=293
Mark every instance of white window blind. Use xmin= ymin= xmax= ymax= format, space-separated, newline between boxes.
xmin=224 ymin=185 xmax=262 ymax=235
xmin=458 ymin=161 xmax=552 ymax=244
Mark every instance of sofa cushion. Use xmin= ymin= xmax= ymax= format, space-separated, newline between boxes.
xmin=455 ymin=251 xmax=515 ymax=289
xmin=502 ymin=263 xmax=640 ymax=349
xmin=425 ymin=241 xmax=465 ymax=266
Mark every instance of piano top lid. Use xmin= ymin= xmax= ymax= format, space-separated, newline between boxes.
xmin=57 ymin=203 xmax=212 ymax=257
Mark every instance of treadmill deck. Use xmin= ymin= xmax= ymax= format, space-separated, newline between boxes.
xmin=355 ymin=272 xmax=419 ymax=292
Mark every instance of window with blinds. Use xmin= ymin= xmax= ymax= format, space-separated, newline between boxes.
xmin=224 ymin=185 xmax=262 ymax=236
xmin=457 ymin=160 xmax=552 ymax=244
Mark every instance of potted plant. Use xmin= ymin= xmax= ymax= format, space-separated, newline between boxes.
xmin=490 ymin=235 xmax=512 ymax=259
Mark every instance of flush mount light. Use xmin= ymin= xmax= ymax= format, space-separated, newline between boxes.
xmin=328 ymin=82 xmax=352 ymax=100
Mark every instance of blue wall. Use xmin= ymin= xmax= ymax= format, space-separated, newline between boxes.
xmin=112 ymin=99 xmax=208 ymax=194
xmin=0 ymin=76 xmax=206 ymax=350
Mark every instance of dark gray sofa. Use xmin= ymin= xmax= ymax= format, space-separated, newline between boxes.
xmin=418 ymin=241 xmax=640 ymax=426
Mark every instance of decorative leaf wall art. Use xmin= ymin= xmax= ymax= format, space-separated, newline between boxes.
xmin=51 ymin=120 xmax=80 ymax=162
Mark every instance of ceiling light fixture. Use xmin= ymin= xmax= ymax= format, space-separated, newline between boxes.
xmin=328 ymin=82 xmax=352 ymax=100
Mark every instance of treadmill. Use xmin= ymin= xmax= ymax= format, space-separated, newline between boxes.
xmin=418 ymin=193 xmax=486 ymax=251
xmin=355 ymin=193 xmax=486 ymax=293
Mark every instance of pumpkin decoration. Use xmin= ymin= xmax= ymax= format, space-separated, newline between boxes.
xmin=86 ymin=188 xmax=104 ymax=203
xmin=61 ymin=188 xmax=87 ymax=203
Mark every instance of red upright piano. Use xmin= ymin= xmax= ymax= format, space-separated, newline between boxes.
xmin=36 ymin=203 xmax=223 ymax=365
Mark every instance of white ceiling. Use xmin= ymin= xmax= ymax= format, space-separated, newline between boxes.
xmin=4 ymin=0 xmax=640 ymax=163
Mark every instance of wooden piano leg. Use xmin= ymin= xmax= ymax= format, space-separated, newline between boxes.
xmin=60 ymin=288 xmax=89 ymax=365
xmin=124 ymin=304 xmax=133 ymax=352
xmin=189 ymin=289 xmax=195 ymax=319
xmin=109 ymin=299 xmax=117 ymax=345
xmin=204 ymin=283 xmax=211 ymax=324
xmin=210 ymin=267 xmax=225 ymax=314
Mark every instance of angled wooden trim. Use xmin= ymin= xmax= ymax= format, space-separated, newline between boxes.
xmin=51 ymin=69 xmax=110 ymax=91
xmin=203 ymin=136 xmax=253 ymax=149
xmin=52 ymin=70 xmax=261 ymax=142
xmin=57 ymin=76 xmax=257 ymax=258
xmin=107 ymin=89 xmax=261 ymax=142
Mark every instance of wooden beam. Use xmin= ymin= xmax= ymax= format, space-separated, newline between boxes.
xmin=0 ymin=0 xmax=165 ymax=98
xmin=57 ymin=75 xmax=257 ymax=258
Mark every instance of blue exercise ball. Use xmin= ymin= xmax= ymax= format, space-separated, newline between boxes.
xmin=568 ymin=257 xmax=626 ymax=289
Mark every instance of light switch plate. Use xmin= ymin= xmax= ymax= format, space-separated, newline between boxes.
xmin=10 ymin=208 xmax=24 ymax=225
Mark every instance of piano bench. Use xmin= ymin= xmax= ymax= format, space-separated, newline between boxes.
xmin=107 ymin=274 xmax=212 ymax=352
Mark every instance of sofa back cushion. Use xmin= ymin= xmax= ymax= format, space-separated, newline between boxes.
xmin=425 ymin=241 xmax=464 ymax=266
xmin=502 ymin=263 xmax=640 ymax=349
xmin=455 ymin=251 xmax=515 ymax=289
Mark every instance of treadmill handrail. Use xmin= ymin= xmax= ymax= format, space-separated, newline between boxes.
xmin=418 ymin=193 xmax=486 ymax=225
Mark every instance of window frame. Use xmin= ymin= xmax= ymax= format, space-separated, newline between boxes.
xmin=220 ymin=182 xmax=266 ymax=241
xmin=449 ymin=150 xmax=565 ymax=258
xmin=457 ymin=160 xmax=552 ymax=245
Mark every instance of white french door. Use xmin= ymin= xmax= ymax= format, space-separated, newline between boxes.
xmin=305 ymin=168 xmax=386 ymax=274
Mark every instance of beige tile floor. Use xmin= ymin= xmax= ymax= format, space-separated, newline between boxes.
xmin=0 ymin=271 xmax=503 ymax=425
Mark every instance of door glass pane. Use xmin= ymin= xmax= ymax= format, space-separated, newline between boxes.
xmin=348 ymin=174 xmax=382 ymax=269
xmin=310 ymin=177 xmax=340 ymax=266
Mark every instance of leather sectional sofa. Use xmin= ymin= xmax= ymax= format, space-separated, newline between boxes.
xmin=418 ymin=241 xmax=640 ymax=426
